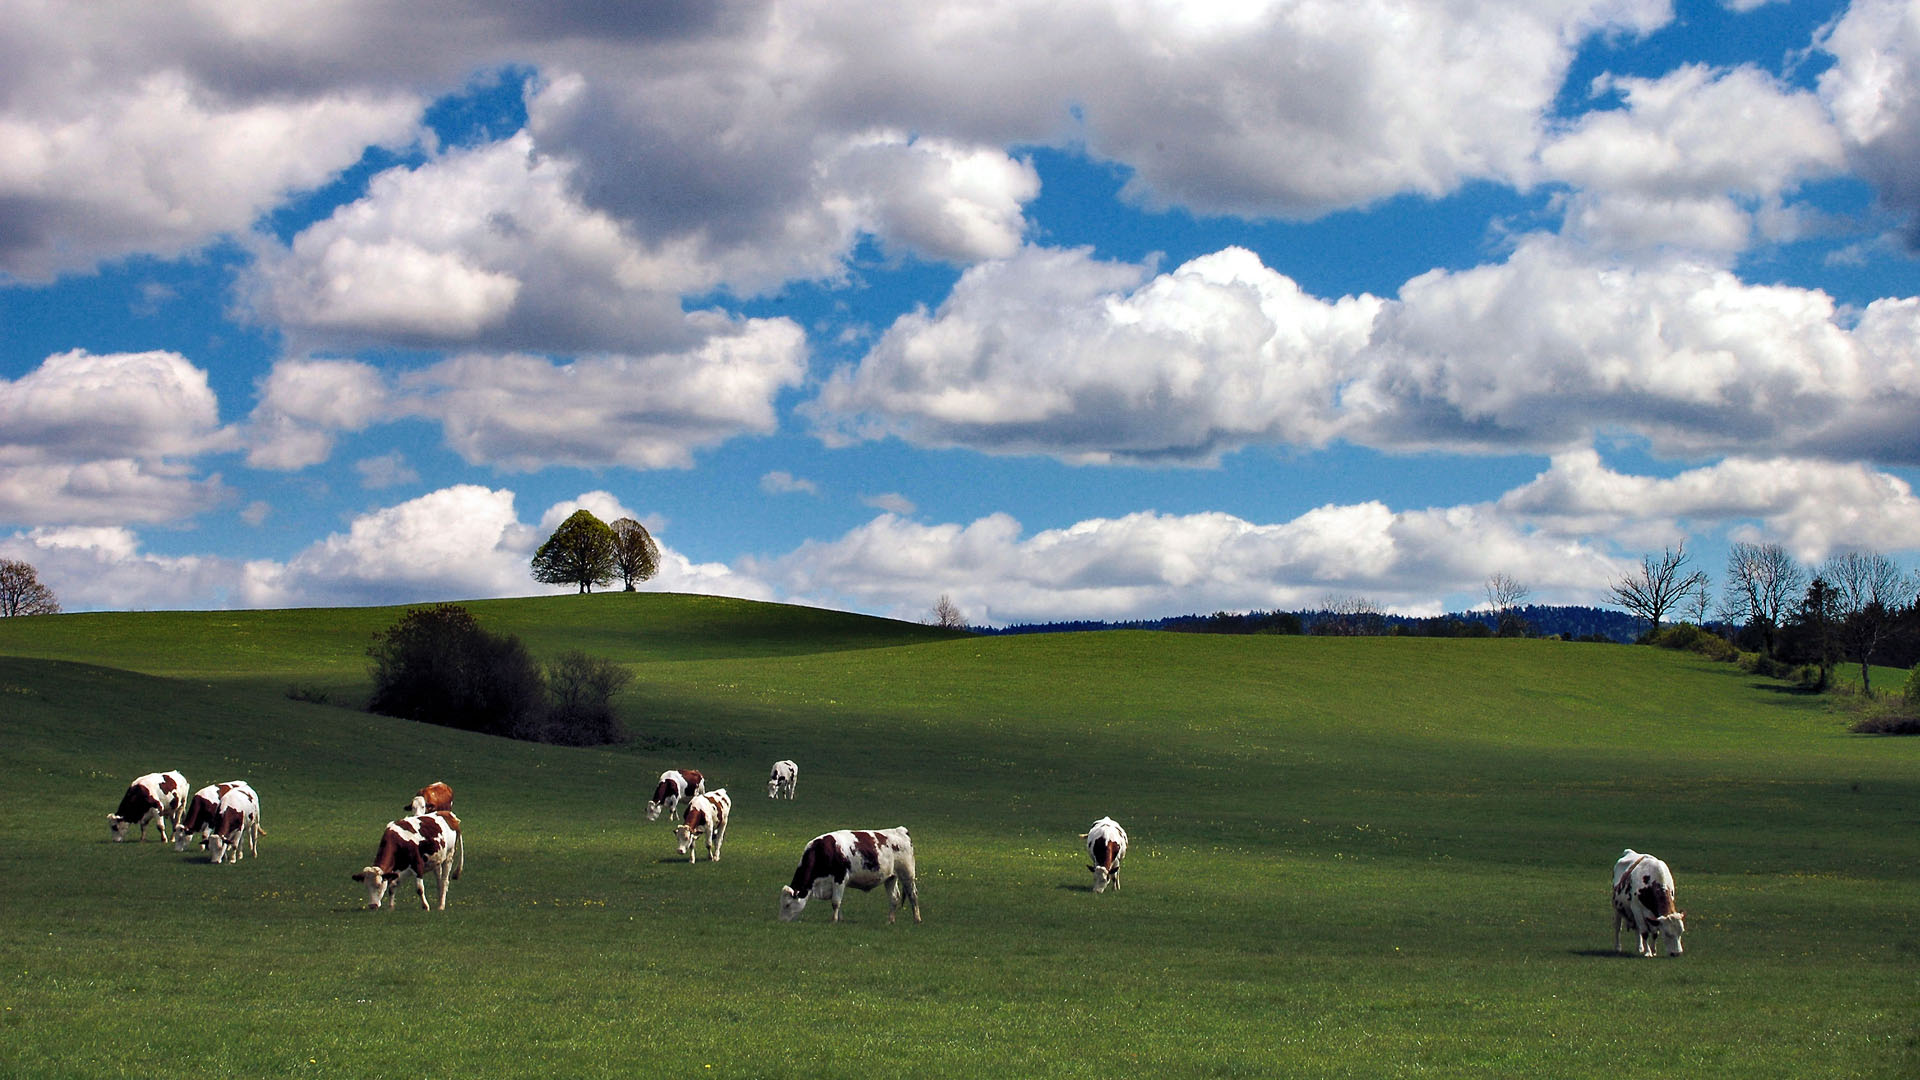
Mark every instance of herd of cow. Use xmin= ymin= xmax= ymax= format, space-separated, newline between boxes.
xmin=104 ymin=764 xmax=1688 ymax=951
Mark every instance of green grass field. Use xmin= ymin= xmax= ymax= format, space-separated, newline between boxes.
xmin=1 ymin=593 xmax=1915 ymax=1078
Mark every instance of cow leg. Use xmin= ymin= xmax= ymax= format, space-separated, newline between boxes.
xmin=711 ymin=823 xmax=725 ymax=861
xmin=830 ymin=881 xmax=847 ymax=921
xmin=413 ymin=872 xmax=430 ymax=910
xmin=886 ymin=877 xmax=902 ymax=924
xmin=434 ymin=867 xmax=451 ymax=910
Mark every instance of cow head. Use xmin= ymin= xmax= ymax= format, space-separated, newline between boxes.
xmin=1655 ymin=912 xmax=1686 ymax=956
xmin=645 ymin=800 xmax=666 ymax=822
xmin=172 ymin=828 xmax=205 ymax=853
xmin=405 ymin=796 xmax=429 ymax=816
xmin=352 ymin=867 xmax=402 ymax=909
xmin=207 ymin=833 xmax=235 ymax=864
xmin=107 ymin=814 xmax=132 ymax=842
xmin=778 ymin=885 xmax=808 ymax=922
xmin=1088 ymin=864 xmax=1117 ymax=893
xmin=675 ymin=823 xmax=698 ymax=857
xmin=767 ymin=777 xmax=781 ymax=798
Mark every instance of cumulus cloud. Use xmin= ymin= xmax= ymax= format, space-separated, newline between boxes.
xmin=1500 ymin=449 xmax=1920 ymax=562
xmin=749 ymin=505 xmax=1628 ymax=626
xmin=1540 ymin=65 xmax=1844 ymax=256
xmin=235 ymin=485 xmax=772 ymax=610
xmin=0 ymin=350 xmax=234 ymax=526
xmin=1820 ymin=0 xmax=1920 ymax=243
xmin=1 ymin=526 xmax=240 ymax=611
xmin=816 ymin=238 xmax=1920 ymax=466
xmin=812 ymin=245 xmax=1381 ymax=463
xmin=761 ymin=471 xmax=819 ymax=496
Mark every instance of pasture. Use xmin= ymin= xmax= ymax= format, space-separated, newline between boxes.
xmin=1 ymin=593 xmax=1915 ymax=1078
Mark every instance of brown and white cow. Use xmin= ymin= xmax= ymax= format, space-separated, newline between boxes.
xmin=1613 ymin=848 xmax=1687 ymax=957
xmin=767 ymin=759 xmax=798 ymax=800
xmin=406 ymin=781 xmax=453 ymax=817
xmin=675 ymin=788 xmax=732 ymax=863
xmin=1082 ymin=816 xmax=1128 ymax=894
xmin=107 ymin=771 xmax=188 ymax=842
xmin=174 ymin=781 xmax=258 ymax=853
xmin=777 ymin=827 xmax=921 ymax=924
xmin=205 ymin=784 xmax=261 ymax=865
xmin=645 ymin=769 xmax=705 ymax=823
xmin=353 ymin=811 xmax=464 ymax=911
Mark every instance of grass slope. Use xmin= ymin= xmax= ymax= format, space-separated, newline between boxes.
xmin=1 ymin=594 xmax=1915 ymax=1078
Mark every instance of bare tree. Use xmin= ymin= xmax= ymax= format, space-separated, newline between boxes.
xmin=1821 ymin=550 xmax=1914 ymax=696
xmin=1485 ymin=573 xmax=1530 ymax=636
xmin=930 ymin=594 xmax=967 ymax=629
xmin=610 ymin=518 xmax=661 ymax=592
xmin=1685 ymin=572 xmax=1713 ymax=626
xmin=1608 ymin=544 xmax=1706 ymax=638
xmin=0 ymin=559 xmax=60 ymax=617
xmin=1722 ymin=541 xmax=1806 ymax=657
xmin=1313 ymin=594 xmax=1385 ymax=636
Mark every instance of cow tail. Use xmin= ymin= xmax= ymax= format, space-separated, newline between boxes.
xmin=453 ymin=827 xmax=464 ymax=881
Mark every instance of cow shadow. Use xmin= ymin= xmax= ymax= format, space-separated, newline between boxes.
xmin=1569 ymin=949 xmax=1636 ymax=959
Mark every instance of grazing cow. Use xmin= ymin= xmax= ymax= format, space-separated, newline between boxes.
xmin=406 ymin=781 xmax=454 ymax=817
xmin=174 ymin=781 xmax=258 ymax=852
xmin=353 ymin=811 xmax=464 ymax=911
xmin=767 ymin=759 xmax=798 ymax=800
xmin=204 ymin=784 xmax=261 ymax=865
xmin=645 ymin=769 xmax=705 ymax=823
xmin=1082 ymin=817 xmax=1128 ymax=894
xmin=107 ymin=771 xmax=188 ymax=842
xmin=1613 ymin=849 xmax=1687 ymax=957
xmin=675 ymin=788 xmax=733 ymax=863
xmin=777 ymin=827 xmax=921 ymax=924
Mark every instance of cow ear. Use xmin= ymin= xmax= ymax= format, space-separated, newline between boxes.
xmin=352 ymin=872 xmax=366 ymax=882
xmin=382 ymin=871 xmax=400 ymax=882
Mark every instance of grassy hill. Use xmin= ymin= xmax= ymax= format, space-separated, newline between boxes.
xmin=1 ymin=593 xmax=1915 ymax=1078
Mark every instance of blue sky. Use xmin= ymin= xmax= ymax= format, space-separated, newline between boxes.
xmin=4 ymin=0 xmax=1919 ymax=625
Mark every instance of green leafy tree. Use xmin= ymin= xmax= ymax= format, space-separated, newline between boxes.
xmin=532 ymin=509 xmax=617 ymax=593
xmin=610 ymin=517 xmax=661 ymax=592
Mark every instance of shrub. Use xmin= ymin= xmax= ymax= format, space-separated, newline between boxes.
xmin=538 ymin=649 xmax=635 ymax=746
xmin=1851 ymin=713 xmax=1920 ymax=735
xmin=367 ymin=605 xmax=545 ymax=738
xmin=1905 ymin=664 xmax=1920 ymax=707
xmin=1649 ymin=623 xmax=1739 ymax=662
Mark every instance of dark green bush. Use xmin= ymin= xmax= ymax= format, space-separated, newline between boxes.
xmin=367 ymin=604 xmax=545 ymax=738
xmin=1649 ymin=623 xmax=1739 ymax=662
xmin=537 ymin=649 xmax=635 ymax=746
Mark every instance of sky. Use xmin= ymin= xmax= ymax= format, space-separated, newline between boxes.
xmin=4 ymin=0 xmax=1920 ymax=626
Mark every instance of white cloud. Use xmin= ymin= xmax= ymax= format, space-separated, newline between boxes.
xmin=246 ymin=358 xmax=395 ymax=470
xmin=1499 ymin=449 xmax=1920 ymax=563
xmin=862 ymin=492 xmax=915 ymax=515
xmin=238 ymin=484 xmax=772 ymax=609
xmin=1 ymin=526 xmax=239 ymax=611
xmin=812 ymin=245 xmax=1381 ymax=463
xmin=749 ymin=505 xmax=1628 ymax=627
xmin=1820 ymin=0 xmax=1920 ymax=241
xmin=761 ymin=471 xmax=819 ymax=496
xmin=0 ymin=350 xmax=234 ymax=526
xmin=816 ymin=238 xmax=1920 ymax=466
xmin=354 ymin=452 xmax=418 ymax=490
xmin=1540 ymin=65 xmax=1844 ymax=256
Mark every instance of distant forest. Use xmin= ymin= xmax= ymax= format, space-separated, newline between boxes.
xmin=976 ymin=604 xmax=1658 ymax=642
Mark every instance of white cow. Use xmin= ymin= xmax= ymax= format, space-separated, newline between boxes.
xmin=778 ymin=827 xmax=921 ymax=924
xmin=174 ymin=781 xmax=258 ymax=852
xmin=1082 ymin=817 xmax=1128 ymax=893
xmin=646 ymin=769 xmax=705 ymax=823
xmin=204 ymin=785 xmax=261 ymax=865
xmin=1613 ymin=849 xmax=1686 ymax=957
xmin=767 ymin=760 xmax=798 ymax=800
xmin=108 ymin=770 xmax=188 ymax=842
xmin=675 ymin=788 xmax=733 ymax=863
xmin=353 ymin=811 xmax=464 ymax=911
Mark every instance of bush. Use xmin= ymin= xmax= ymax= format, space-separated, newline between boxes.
xmin=1851 ymin=713 xmax=1920 ymax=735
xmin=367 ymin=605 xmax=545 ymax=738
xmin=1649 ymin=623 xmax=1739 ymax=662
xmin=538 ymin=650 xmax=635 ymax=746
xmin=1905 ymin=664 xmax=1920 ymax=707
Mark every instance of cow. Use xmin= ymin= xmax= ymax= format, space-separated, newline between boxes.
xmin=645 ymin=769 xmax=705 ymax=823
xmin=406 ymin=781 xmax=454 ymax=817
xmin=777 ymin=827 xmax=921 ymax=924
xmin=107 ymin=771 xmax=188 ymax=842
xmin=675 ymin=788 xmax=733 ymax=863
xmin=174 ymin=781 xmax=258 ymax=853
xmin=1082 ymin=817 xmax=1128 ymax=894
xmin=353 ymin=811 xmax=464 ymax=911
xmin=1613 ymin=849 xmax=1687 ymax=957
xmin=204 ymin=784 xmax=261 ymax=865
xmin=767 ymin=759 xmax=798 ymax=800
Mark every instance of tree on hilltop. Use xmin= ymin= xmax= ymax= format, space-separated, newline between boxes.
xmin=0 ymin=559 xmax=60 ymax=617
xmin=1609 ymin=544 xmax=1706 ymax=638
xmin=610 ymin=517 xmax=661 ymax=592
xmin=532 ymin=509 xmax=618 ymax=593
